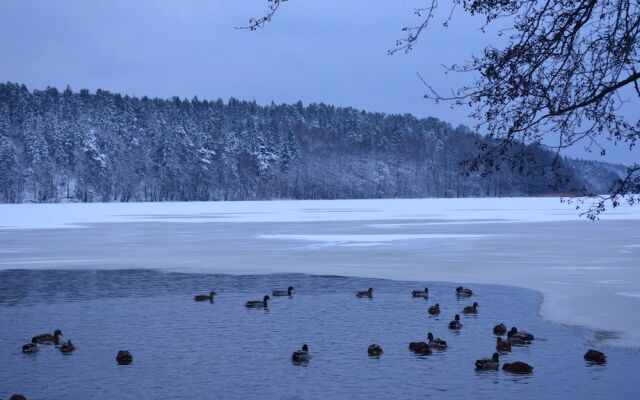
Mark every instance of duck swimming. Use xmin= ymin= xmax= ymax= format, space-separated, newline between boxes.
xmin=356 ymin=288 xmax=373 ymax=298
xmin=506 ymin=330 xmax=527 ymax=346
xmin=194 ymin=291 xmax=217 ymax=302
xmin=428 ymin=303 xmax=441 ymax=315
xmin=463 ymin=302 xmax=479 ymax=314
xmin=116 ymin=350 xmax=133 ymax=365
xmin=475 ymin=353 xmax=500 ymax=370
xmin=245 ymin=295 xmax=270 ymax=308
xmin=496 ymin=337 xmax=511 ymax=352
xmin=272 ymin=286 xmax=294 ymax=297
xmin=33 ymin=329 xmax=62 ymax=345
xmin=368 ymin=344 xmax=383 ymax=356
xmin=503 ymin=361 xmax=533 ymax=374
xmin=456 ymin=286 xmax=473 ymax=297
xmin=584 ymin=349 xmax=606 ymax=364
xmin=448 ymin=314 xmax=462 ymax=330
xmin=59 ymin=340 xmax=75 ymax=354
xmin=427 ymin=332 xmax=447 ymax=349
xmin=411 ymin=287 xmax=428 ymax=298
xmin=509 ymin=327 xmax=534 ymax=341
xmin=409 ymin=342 xmax=431 ymax=355
xmin=493 ymin=323 xmax=507 ymax=335
xmin=21 ymin=338 xmax=38 ymax=354
xmin=292 ymin=344 xmax=310 ymax=362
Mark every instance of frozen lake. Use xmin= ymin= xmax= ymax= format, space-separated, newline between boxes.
xmin=0 ymin=197 xmax=639 ymax=348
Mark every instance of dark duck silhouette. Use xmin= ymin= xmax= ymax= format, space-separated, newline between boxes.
xmin=356 ymin=288 xmax=373 ymax=298
xmin=245 ymin=295 xmax=270 ymax=308
xmin=33 ymin=329 xmax=62 ymax=345
xmin=493 ymin=323 xmax=507 ymax=335
xmin=496 ymin=337 xmax=512 ymax=352
xmin=116 ymin=350 xmax=133 ymax=365
xmin=368 ymin=344 xmax=383 ymax=356
xmin=194 ymin=291 xmax=217 ymax=302
xmin=59 ymin=340 xmax=75 ymax=354
xmin=509 ymin=327 xmax=534 ymax=341
xmin=456 ymin=286 xmax=473 ymax=297
xmin=22 ymin=337 xmax=38 ymax=354
xmin=506 ymin=330 xmax=527 ymax=346
xmin=503 ymin=361 xmax=534 ymax=374
xmin=448 ymin=314 xmax=463 ymax=330
xmin=411 ymin=287 xmax=428 ymax=298
xmin=475 ymin=353 xmax=500 ymax=370
xmin=272 ymin=286 xmax=294 ymax=296
xmin=584 ymin=349 xmax=606 ymax=364
xmin=427 ymin=332 xmax=447 ymax=349
xmin=409 ymin=342 xmax=431 ymax=355
xmin=292 ymin=344 xmax=310 ymax=362
xmin=427 ymin=303 xmax=440 ymax=315
xmin=463 ymin=302 xmax=479 ymax=314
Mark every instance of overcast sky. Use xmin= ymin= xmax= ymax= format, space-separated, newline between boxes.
xmin=0 ymin=0 xmax=637 ymax=164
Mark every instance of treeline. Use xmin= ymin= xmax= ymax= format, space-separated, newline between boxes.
xmin=0 ymin=82 xmax=623 ymax=203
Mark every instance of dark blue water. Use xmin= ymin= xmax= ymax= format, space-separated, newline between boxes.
xmin=0 ymin=270 xmax=637 ymax=399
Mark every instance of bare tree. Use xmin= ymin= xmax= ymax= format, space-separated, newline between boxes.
xmin=243 ymin=0 xmax=640 ymax=219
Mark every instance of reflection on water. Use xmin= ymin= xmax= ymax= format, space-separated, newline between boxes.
xmin=0 ymin=270 xmax=636 ymax=399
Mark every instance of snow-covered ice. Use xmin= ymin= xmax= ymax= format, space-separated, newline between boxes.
xmin=0 ymin=197 xmax=639 ymax=347
xmin=0 ymin=197 xmax=637 ymax=230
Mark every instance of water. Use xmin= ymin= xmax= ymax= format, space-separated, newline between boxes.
xmin=0 ymin=270 xmax=637 ymax=399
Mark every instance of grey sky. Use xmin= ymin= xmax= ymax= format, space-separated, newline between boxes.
xmin=0 ymin=0 xmax=637 ymax=165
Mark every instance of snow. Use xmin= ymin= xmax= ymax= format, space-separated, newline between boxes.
xmin=1 ymin=196 xmax=640 ymax=347
xmin=260 ymin=233 xmax=489 ymax=246
xmin=0 ymin=196 xmax=638 ymax=230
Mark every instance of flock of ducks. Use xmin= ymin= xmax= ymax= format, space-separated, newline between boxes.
xmin=195 ymin=283 xmax=607 ymax=372
xmin=12 ymin=282 xmax=608 ymax=399
xmin=405 ymin=285 xmax=539 ymax=373
xmin=20 ymin=328 xmax=132 ymax=368
xmin=21 ymin=330 xmax=75 ymax=355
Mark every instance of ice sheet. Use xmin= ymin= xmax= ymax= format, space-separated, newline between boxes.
xmin=1 ymin=197 xmax=639 ymax=230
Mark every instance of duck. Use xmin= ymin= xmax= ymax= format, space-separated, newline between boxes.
xmin=116 ymin=350 xmax=133 ymax=365
xmin=292 ymin=344 xmax=310 ymax=362
xmin=493 ymin=323 xmax=507 ymax=335
xmin=506 ymin=330 xmax=527 ymax=346
xmin=409 ymin=342 xmax=431 ymax=355
xmin=9 ymin=395 xmax=27 ymax=400
xmin=584 ymin=349 xmax=606 ymax=364
xmin=33 ymin=329 xmax=63 ymax=345
xmin=22 ymin=338 xmax=39 ymax=354
xmin=194 ymin=291 xmax=217 ymax=302
xmin=509 ymin=327 xmax=534 ymax=341
xmin=356 ymin=288 xmax=373 ymax=298
xmin=502 ymin=361 xmax=534 ymax=374
xmin=245 ymin=295 xmax=270 ymax=308
xmin=411 ymin=287 xmax=428 ymax=298
xmin=475 ymin=352 xmax=500 ymax=370
xmin=427 ymin=332 xmax=447 ymax=349
xmin=456 ymin=286 xmax=473 ymax=297
xmin=368 ymin=344 xmax=383 ymax=356
xmin=272 ymin=286 xmax=294 ymax=297
xmin=59 ymin=340 xmax=75 ymax=354
xmin=428 ymin=303 xmax=441 ymax=315
xmin=463 ymin=302 xmax=479 ymax=314
xmin=496 ymin=337 xmax=512 ymax=352
xmin=448 ymin=314 xmax=463 ymax=330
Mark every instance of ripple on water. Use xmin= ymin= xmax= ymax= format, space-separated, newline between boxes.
xmin=0 ymin=270 xmax=637 ymax=399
